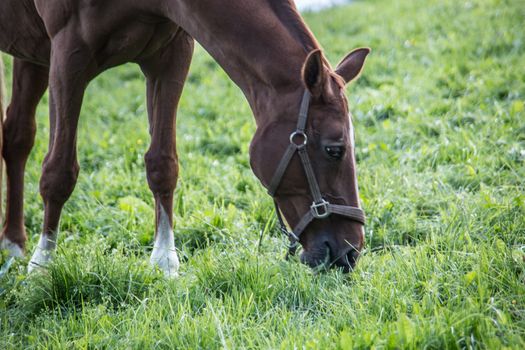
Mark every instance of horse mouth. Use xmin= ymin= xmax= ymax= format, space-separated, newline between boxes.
xmin=300 ymin=242 xmax=359 ymax=273
xmin=331 ymin=248 xmax=359 ymax=273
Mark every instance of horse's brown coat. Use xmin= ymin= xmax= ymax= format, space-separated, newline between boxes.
xmin=0 ymin=0 xmax=369 ymax=272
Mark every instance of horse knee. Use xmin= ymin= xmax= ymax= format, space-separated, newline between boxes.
xmin=39 ymin=161 xmax=80 ymax=204
xmin=2 ymin=113 xmax=37 ymax=162
xmin=145 ymin=151 xmax=178 ymax=194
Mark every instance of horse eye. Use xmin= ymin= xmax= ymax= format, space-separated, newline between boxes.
xmin=324 ymin=145 xmax=345 ymax=160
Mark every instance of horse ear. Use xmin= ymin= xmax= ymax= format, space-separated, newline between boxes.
xmin=335 ymin=48 xmax=371 ymax=84
xmin=302 ymin=49 xmax=325 ymax=98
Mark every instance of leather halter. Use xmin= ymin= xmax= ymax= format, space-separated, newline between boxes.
xmin=268 ymin=91 xmax=366 ymax=256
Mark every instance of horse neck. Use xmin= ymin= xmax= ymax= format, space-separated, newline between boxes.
xmin=164 ymin=0 xmax=319 ymax=125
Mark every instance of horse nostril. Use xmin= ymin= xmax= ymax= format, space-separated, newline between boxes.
xmin=300 ymin=241 xmax=332 ymax=270
xmin=345 ymin=249 xmax=359 ymax=267
xmin=322 ymin=242 xmax=332 ymax=267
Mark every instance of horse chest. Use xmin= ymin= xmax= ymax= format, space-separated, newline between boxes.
xmin=0 ymin=0 xmax=50 ymax=65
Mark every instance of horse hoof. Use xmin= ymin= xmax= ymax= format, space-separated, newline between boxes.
xmin=27 ymin=248 xmax=53 ymax=273
xmin=0 ymin=239 xmax=25 ymax=277
xmin=26 ymin=234 xmax=57 ymax=273
xmin=150 ymin=248 xmax=180 ymax=278
xmin=0 ymin=237 xmax=25 ymax=258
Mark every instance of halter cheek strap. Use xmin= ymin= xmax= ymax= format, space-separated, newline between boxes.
xmin=267 ymin=91 xmax=366 ymax=257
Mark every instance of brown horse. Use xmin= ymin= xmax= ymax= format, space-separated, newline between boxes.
xmin=0 ymin=0 xmax=369 ymax=276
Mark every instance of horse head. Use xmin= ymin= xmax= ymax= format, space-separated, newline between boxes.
xmin=250 ymin=48 xmax=370 ymax=272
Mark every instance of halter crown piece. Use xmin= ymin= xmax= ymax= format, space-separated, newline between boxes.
xmin=268 ymin=91 xmax=366 ymax=257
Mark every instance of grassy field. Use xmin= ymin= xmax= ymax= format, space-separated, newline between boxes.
xmin=1 ymin=0 xmax=524 ymax=348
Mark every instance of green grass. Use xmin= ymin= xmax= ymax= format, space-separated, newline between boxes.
xmin=1 ymin=0 xmax=524 ymax=348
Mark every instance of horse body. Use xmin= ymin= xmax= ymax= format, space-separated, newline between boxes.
xmin=0 ymin=0 xmax=369 ymax=275
xmin=0 ymin=1 xmax=187 ymax=70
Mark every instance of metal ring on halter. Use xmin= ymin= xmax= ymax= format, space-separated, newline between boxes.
xmin=289 ymin=131 xmax=308 ymax=146
xmin=287 ymin=240 xmax=300 ymax=251
xmin=310 ymin=199 xmax=330 ymax=219
xmin=288 ymin=230 xmax=300 ymax=242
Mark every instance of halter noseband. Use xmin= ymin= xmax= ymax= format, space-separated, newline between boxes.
xmin=268 ymin=91 xmax=366 ymax=257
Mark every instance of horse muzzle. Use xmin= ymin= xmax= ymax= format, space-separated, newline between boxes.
xmin=300 ymin=227 xmax=363 ymax=273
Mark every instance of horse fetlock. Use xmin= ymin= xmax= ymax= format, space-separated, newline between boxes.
xmin=27 ymin=233 xmax=57 ymax=273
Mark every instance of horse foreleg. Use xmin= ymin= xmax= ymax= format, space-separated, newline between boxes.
xmin=1 ymin=59 xmax=48 ymax=257
xmin=28 ymin=33 xmax=92 ymax=272
xmin=139 ymin=30 xmax=194 ymax=277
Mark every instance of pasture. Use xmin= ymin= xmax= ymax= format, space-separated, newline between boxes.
xmin=1 ymin=0 xmax=524 ymax=348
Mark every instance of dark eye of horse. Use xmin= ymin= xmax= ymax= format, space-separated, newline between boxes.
xmin=324 ymin=145 xmax=345 ymax=160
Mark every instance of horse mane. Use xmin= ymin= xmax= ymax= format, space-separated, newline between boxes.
xmin=267 ymin=1 xmax=322 ymax=54
xmin=268 ymin=0 xmax=337 ymax=73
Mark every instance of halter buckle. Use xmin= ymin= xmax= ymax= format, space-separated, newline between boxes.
xmin=290 ymin=131 xmax=308 ymax=146
xmin=311 ymin=200 xmax=330 ymax=219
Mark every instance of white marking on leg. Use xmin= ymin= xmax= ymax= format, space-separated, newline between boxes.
xmin=150 ymin=206 xmax=179 ymax=278
xmin=0 ymin=238 xmax=24 ymax=258
xmin=28 ymin=233 xmax=57 ymax=273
